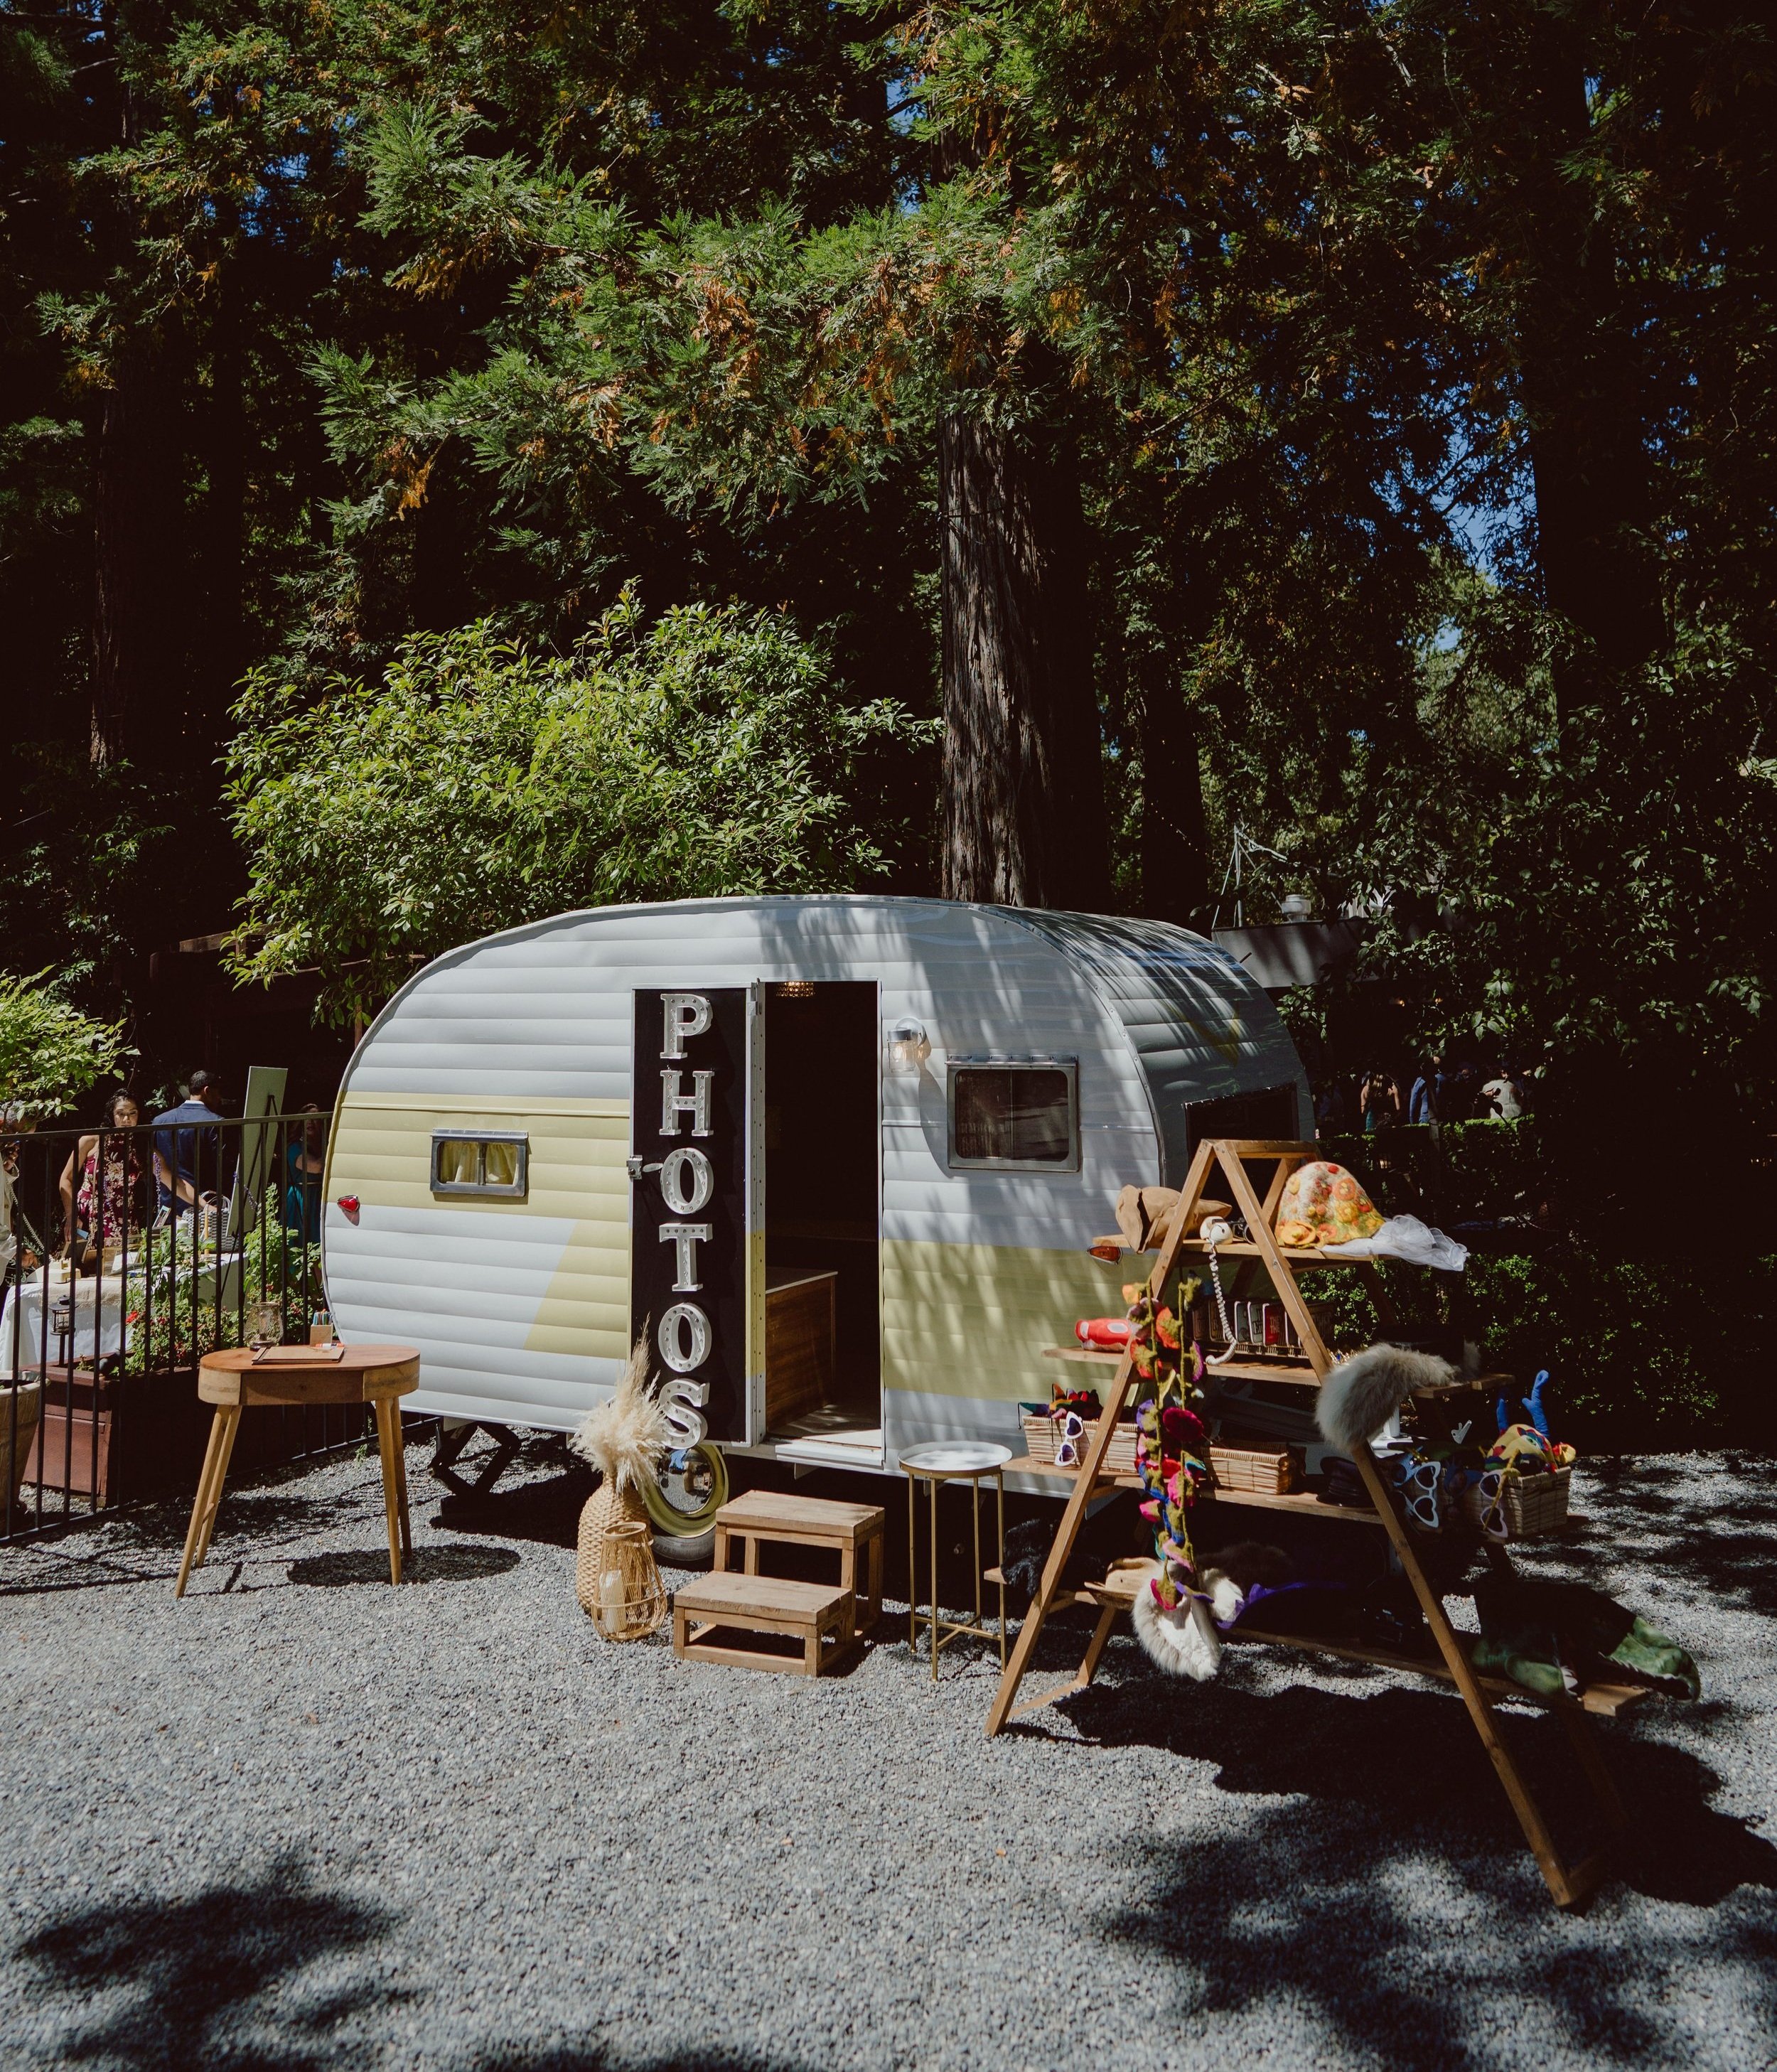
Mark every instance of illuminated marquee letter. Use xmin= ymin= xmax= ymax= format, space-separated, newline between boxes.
xmin=659 ymin=1145 xmax=714 ymax=1215
xmin=660 ymin=1374 xmax=711 ymax=1448
xmin=660 ymin=1069 xmax=713 ymax=1137
xmin=657 ymin=1301 xmax=712 ymax=1374
xmin=660 ymin=992 xmax=713 ymax=1061
xmin=658 ymin=1221 xmax=712 ymax=1292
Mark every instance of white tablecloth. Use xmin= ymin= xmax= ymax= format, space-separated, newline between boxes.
xmin=1 ymin=1255 xmax=243 ymax=1370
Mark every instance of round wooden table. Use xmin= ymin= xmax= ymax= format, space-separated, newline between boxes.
xmin=176 ymin=1343 xmax=421 ymax=1596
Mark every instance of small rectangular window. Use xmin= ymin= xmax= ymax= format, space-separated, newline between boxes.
xmin=431 ymin=1131 xmax=530 ymax=1198
xmin=947 ymin=1059 xmax=1080 ymax=1171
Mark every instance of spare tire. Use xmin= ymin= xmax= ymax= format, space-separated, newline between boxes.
xmin=650 ymin=1525 xmax=718 ymax=1568
xmin=640 ymin=1442 xmax=729 ymax=1569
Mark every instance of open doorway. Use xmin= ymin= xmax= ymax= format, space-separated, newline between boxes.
xmin=763 ymin=980 xmax=880 ymax=1459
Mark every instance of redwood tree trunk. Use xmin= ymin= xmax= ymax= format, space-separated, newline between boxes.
xmin=1139 ymin=672 xmax=1208 ymax=928
xmin=90 ymin=348 xmax=154 ymax=771
xmin=939 ymin=414 xmax=1110 ymax=908
xmin=1516 ymin=36 xmax=1665 ymax=714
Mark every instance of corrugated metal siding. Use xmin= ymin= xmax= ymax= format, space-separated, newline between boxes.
xmin=1004 ymin=911 xmax=1310 ymax=1182
xmin=323 ymin=895 xmax=1299 ymax=1434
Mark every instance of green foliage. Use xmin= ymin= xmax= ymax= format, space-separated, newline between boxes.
xmin=0 ymin=971 xmax=131 ymax=1120
xmin=119 ymin=1217 xmax=323 ymax=1377
xmin=225 ymin=589 xmax=937 ymax=1025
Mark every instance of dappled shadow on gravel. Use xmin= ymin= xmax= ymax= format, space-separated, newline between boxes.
xmin=287 ymin=1543 xmax=521 ymax=1588
xmin=119 ymin=1486 xmax=380 ymax=1553
xmin=428 ymin=1466 xmax=593 ymax=1549
xmin=1058 ymin=1670 xmax=1777 ymax=1909
xmin=1061 ymin=1659 xmax=1777 ymax=2071
xmin=16 ymin=1854 xmax=404 ymax=2070
xmin=1102 ymin=1805 xmax=1777 ymax=2072
xmin=476 ymin=2052 xmax=812 ymax=2072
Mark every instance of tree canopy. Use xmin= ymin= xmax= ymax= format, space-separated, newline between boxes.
xmin=3 ymin=0 xmax=1773 ymax=1220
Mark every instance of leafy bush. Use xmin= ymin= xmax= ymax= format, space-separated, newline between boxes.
xmin=1280 ymin=1130 xmax=1773 ymax=1444
xmin=225 ymin=591 xmax=937 ymax=1027
xmin=0 ymin=971 xmax=131 ymax=1120
xmin=119 ymin=1219 xmax=323 ymax=1378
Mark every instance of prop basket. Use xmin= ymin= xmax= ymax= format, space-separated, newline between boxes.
xmin=1019 ymin=1405 xmax=1137 ymax=1474
xmin=1459 ymin=1465 xmax=1572 ymax=1540
xmin=1208 ymin=1444 xmax=1301 ymax=1497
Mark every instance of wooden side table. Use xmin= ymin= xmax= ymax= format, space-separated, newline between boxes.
xmin=176 ymin=1343 xmax=421 ymax=1596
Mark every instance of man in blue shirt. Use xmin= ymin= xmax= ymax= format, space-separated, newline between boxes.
xmin=152 ymin=1070 xmax=227 ymax=1218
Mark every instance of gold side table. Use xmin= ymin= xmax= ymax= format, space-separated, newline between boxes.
xmin=901 ymin=1441 xmax=1010 ymax=1680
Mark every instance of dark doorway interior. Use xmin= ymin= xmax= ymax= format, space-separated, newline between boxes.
xmin=764 ymin=980 xmax=880 ymax=1440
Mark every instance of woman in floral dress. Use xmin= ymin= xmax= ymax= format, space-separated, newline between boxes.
xmin=58 ymin=1090 xmax=144 ymax=1265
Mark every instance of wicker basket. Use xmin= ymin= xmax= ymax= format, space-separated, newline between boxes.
xmin=576 ymin=1481 xmax=668 ymax=1640
xmin=1208 ymin=1444 xmax=1301 ymax=1496
xmin=1019 ymin=1405 xmax=1062 ymax=1463
xmin=1019 ymin=1405 xmax=1137 ymax=1474
xmin=1457 ymin=1465 xmax=1572 ymax=1540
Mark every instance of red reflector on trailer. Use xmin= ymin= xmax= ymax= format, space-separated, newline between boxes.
xmin=338 ymin=1196 xmax=360 ymax=1223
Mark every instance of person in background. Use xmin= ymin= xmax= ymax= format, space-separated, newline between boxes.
xmin=1479 ymin=1062 xmax=1528 ymax=1121
xmin=58 ymin=1089 xmax=144 ymax=1265
xmin=152 ymin=1070 xmax=227 ymax=1219
xmin=1408 ymin=1053 xmax=1439 ymax=1126
xmin=283 ymin=1105 xmax=327 ymax=1242
xmin=1359 ymin=1067 xmax=1402 ymax=1134
xmin=1314 ymin=1080 xmax=1351 ymax=1137
xmin=1440 ymin=1058 xmax=1480 ymax=1122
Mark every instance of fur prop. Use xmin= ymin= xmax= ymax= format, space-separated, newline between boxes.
xmin=569 ymin=1333 xmax=668 ymax=1496
xmin=1316 ymin=1342 xmax=1454 ymax=1454
xmin=1131 ymin=1584 xmax=1223 ymax=1680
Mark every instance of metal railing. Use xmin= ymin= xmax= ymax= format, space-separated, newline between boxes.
xmin=2 ymin=1110 xmax=369 ymax=1542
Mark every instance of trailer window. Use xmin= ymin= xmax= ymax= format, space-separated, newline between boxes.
xmin=947 ymin=1060 xmax=1079 ymax=1171
xmin=431 ymin=1131 xmax=530 ymax=1198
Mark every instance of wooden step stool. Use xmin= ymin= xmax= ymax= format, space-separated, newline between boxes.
xmin=672 ymin=1574 xmax=854 ymax=1677
xmin=713 ymin=1488 xmax=885 ymax=1639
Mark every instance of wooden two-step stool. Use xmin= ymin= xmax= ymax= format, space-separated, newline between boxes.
xmin=671 ymin=1489 xmax=886 ymax=1676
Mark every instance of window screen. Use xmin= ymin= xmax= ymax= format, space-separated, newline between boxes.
xmin=947 ymin=1060 xmax=1079 ymax=1171
xmin=430 ymin=1131 xmax=530 ymax=1198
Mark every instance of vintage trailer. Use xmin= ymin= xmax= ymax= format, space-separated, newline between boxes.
xmin=321 ymin=895 xmax=1309 ymax=1474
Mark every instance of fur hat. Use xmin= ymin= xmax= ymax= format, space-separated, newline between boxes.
xmin=1131 ymin=1584 xmax=1223 ymax=1680
xmin=1316 ymin=1342 xmax=1455 ymax=1453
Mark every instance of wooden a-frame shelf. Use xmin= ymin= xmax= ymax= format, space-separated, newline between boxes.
xmin=986 ymin=1137 xmax=1631 ymax=1911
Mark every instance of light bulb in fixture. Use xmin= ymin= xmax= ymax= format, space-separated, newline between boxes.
xmin=886 ymin=1015 xmax=929 ymax=1075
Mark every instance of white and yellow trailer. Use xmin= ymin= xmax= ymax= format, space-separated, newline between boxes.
xmin=321 ymin=895 xmax=1308 ymax=1474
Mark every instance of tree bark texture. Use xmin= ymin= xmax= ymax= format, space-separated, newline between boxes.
xmin=939 ymin=414 xmax=1110 ymax=909
xmin=1140 ymin=672 xmax=1208 ymax=928
xmin=90 ymin=346 xmax=171 ymax=770
xmin=1515 ymin=35 xmax=1665 ymax=709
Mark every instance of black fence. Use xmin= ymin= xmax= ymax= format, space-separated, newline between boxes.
xmin=2 ymin=1110 xmax=375 ymax=1543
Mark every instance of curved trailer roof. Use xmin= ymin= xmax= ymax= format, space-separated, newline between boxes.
xmin=323 ymin=896 xmax=1306 ymax=1438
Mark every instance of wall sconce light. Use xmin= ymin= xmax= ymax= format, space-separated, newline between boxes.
xmin=886 ymin=1016 xmax=930 ymax=1075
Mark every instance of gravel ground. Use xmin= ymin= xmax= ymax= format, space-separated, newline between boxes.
xmin=2 ymin=1438 xmax=1773 ymax=2072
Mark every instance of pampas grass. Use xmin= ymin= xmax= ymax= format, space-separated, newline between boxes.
xmin=570 ymin=1332 xmax=668 ymax=1496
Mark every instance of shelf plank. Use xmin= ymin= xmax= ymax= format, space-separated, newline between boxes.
xmin=1230 ymin=1623 xmax=1649 ymax=1719
xmin=1002 ymin=1454 xmax=1387 ymax=1528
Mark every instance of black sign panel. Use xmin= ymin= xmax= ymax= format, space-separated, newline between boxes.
xmin=630 ymin=987 xmax=748 ymax=1444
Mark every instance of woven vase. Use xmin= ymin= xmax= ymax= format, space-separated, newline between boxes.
xmin=576 ymin=1480 xmax=667 ymax=1641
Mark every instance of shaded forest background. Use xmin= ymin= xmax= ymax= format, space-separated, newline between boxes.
xmin=2 ymin=0 xmax=1774 ymax=1434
